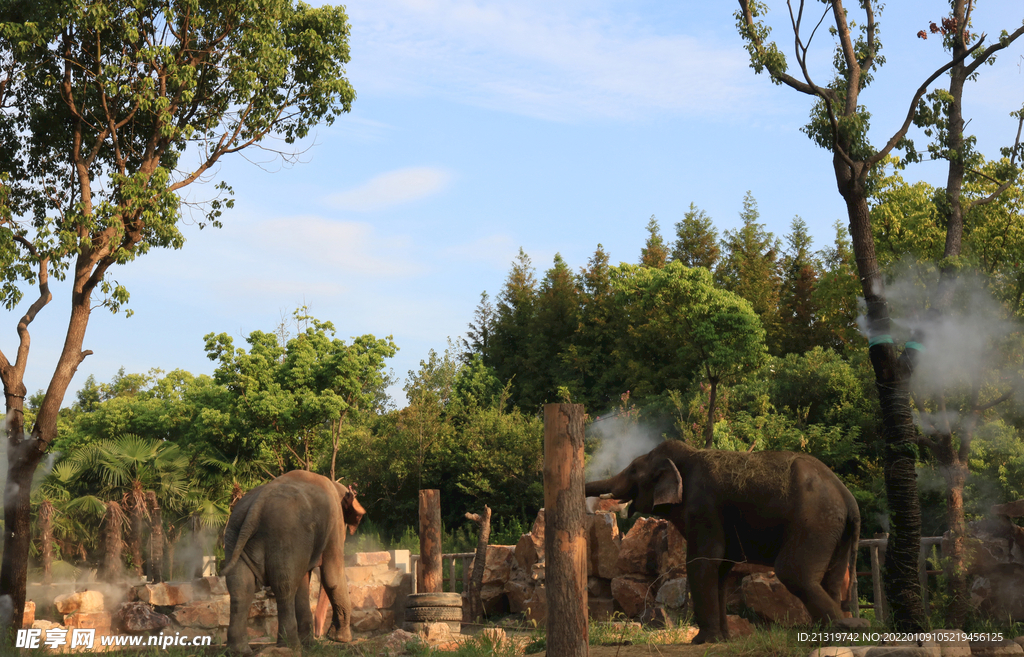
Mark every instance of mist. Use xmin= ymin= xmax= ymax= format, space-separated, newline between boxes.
xmin=585 ymin=412 xmax=664 ymax=480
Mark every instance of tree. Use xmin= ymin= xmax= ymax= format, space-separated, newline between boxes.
xmin=640 ymin=215 xmax=670 ymax=268
xmin=716 ymin=192 xmax=783 ymax=352
xmin=778 ymin=217 xmax=823 ymax=355
xmin=671 ymin=203 xmax=720 ymax=270
xmin=736 ymin=0 xmax=1024 ymax=629
xmin=525 ymin=254 xmax=580 ymax=406
xmin=487 ymin=249 xmax=538 ymax=410
xmin=461 ymin=292 xmax=496 ymax=361
xmin=613 ymin=262 xmax=767 ymax=446
xmin=0 ymin=0 xmax=355 ymax=629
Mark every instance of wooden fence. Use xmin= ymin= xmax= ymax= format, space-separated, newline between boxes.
xmin=852 ymin=534 xmax=944 ymax=621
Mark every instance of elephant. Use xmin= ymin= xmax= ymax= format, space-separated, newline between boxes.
xmin=222 ymin=470 xmax=365 ymax=654
xmin=585 ymin=440 xmax=861 ymax=643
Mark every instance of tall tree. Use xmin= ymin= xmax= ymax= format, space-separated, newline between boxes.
xmin=778 ymin=217 xmax=823 ymax=355
xmin=526 ymin=254 xmax=580 ymax=406
xmin=736 ymin=0 xmax=1024 ymax=629
xmin=717 ymin=192 xmax=783 ymax=353
xmin=671 ymin=203 xmax=720 ymax=271
xmin=462 ymin=292 xmax=496 ymax=362
xmin=640 ymin=216 xmax=670 ymax=269
xmin=0 ymin=0 xmax=355 ymax=628
xmin=487 ymin=248 xmax=538 ymax=410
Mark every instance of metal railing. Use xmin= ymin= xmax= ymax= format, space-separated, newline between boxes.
xmin=409 ymin=552 xmax=476 ymax=595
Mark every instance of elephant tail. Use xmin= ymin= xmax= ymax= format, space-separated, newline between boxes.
xmin=221 ymin=494 xmax=267 ymax=577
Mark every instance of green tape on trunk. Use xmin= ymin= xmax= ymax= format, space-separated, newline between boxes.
xmin=868 ymin=335 xmax=894 ymax=347
xmin=905 ymin=341 xmax=926 ymax=352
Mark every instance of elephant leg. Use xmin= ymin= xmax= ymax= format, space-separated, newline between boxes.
xmin=775 ymin=536 xmax=843 ymax=624
xmin=226 ymin=566 xmax=256 ymax=655
xmin=274 ymin=587 xmax=301 ymax=650
xmin=718 ymin=562 xmax=733 ymax=640
xmin=295 ymin=573 xmax=314 ymax=646
xmin=320 ymin=535 xmax=353 ymax=643
xmin=687 ymin=539 xmax=728 ymax=644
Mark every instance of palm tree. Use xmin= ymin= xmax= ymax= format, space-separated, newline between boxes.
xmin=32 ymin=460 xmax=106 ymax=583
xmin=69 ymin=434 xmax=191 ymax=581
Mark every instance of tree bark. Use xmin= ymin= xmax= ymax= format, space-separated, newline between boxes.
xmin=465 ymin=505 xmax=492 ymax=622
xmin=100 ymin=501 xmax=125 ymax=583
xmin=146 ymin=491 xmax=164 ymax=584
xmin=39 ymin=500 xmax=54 ymax=586
xmin=704 ymin=376 xmax=719 ymax=449
xmin=543 ymin=403 xmax=588 ymax=656
xmin=418 ymin=489 xmax=442 ymax=593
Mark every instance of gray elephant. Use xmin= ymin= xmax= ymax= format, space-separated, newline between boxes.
xmin=585 ymin=440 xmax=860 ymax=643
xmin=222 ymin=470 xmax=365 ymax=654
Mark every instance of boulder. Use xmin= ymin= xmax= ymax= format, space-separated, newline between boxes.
xmin=726 ymin=614 xmax=755 ymax=638
xmin=616 ymin=517 xmax=686 ymax=577
xmin=135 ymin=581 xmax=194 ymax=607
xmin=349 ymin=583 xmax=394 ymax=609
xmin=380 ymin=628 xmax=423 ymax=656
xmin=193 ymin=576 xmax=227 ymax=598
xmin=588 ymin=597 xmax=615 ymax=621
xmin=504 ymin=570 xmax=534 ymax=614
xmin=656 ymin=577 xmax=688 ymax=610
xmin=741 ymin=571 xmax=811 ymax=625
xmin=117 ymin=601 xmax=170 ymax=633
xmin=22 ymin=600 xmax=34 ymax=627
xmin=63 ymin=611 xmax=112 ymax=632
xmin=588 ymin=577 xmax=613 ymax=599
xmin=588 ymin=512 xmax=621 ymax=579
xmin=524 ymin=584 xmax=547 ymax=625
xmin=249 ymin=596 xmax=277 ymax=618
xmin=32 ymin=620 xmax=62 ymax=631
xmin=639 ymin=606 xmax=672 ymax=629
xmin=352 ymin=608 xmax=383 ymax=632
xmin=930 ymin=629 xmax=970 ymax=657
xmin=970 ymin=640 xmax=1024 ymax=657
xmin=173 ymin=598 xmax=230 ymax=629
xmin=480 ymin=582 xmax=508 ymax=616
xmin=611 ymin=574 xmax=658 ymax=618
xmin=54 ymin=590 xmax=106 ymax=614
xmin=468 ymin=545 xmax=515 ymax=586
xmin=353 ymin=551 xmax=391 ymax=566
xmin=515 ymin=533 xmax=542 ymax=571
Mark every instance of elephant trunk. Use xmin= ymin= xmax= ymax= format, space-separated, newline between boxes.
xmin=585 ymin=477 xmax=632 ymax=502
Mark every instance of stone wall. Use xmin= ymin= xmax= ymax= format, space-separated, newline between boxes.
xmin=25 ymin=550 xmax=411 ymax=644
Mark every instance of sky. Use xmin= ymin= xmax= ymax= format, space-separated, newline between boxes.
xmin=12 ymin=0 xmax=1024 ymax=408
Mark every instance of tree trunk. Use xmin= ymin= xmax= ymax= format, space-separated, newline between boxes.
xmin=839 ymin=170 xmax=926 ymax=631
xmin=146 ymin=491 xmax=164 ymax=584
xmin=465 ymin=505 xmax=492 ymax=622
xmin=101 ymin=501 xmax=125 ymax=583
xmin=543 ymin=403 xmax=588 ymax=656
xmin=39 ymin=500 xmax=54 ymax=586
xmin=418 ymin=489 xmax=442 ymax=593
xmin=941 ymin=460 xmax=969 ymax=627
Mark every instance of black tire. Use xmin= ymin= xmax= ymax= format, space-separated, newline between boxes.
xmin=405 ymin=606 xmax=463 ymax=622
xmin=405 ymin=592 xmax=463 ymax=608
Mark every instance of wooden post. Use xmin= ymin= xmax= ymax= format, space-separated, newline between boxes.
xmin=418 ymin=489 xmax=443 ymax=593
xmin=465 ymin=505 xmax=492 ymax=622
xmin=872 ymin=532 xmax=888 ymax=624
xmin=919 ymin=542 xmax=929 ymax=612
xmin=849 ymin=547 xmax=860 ymax=618
xmin=544 ymin=403 xmax=589 ymax=657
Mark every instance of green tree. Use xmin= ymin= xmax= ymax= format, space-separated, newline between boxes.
xmin=640 ymin=215 xmax=670 ymax=268
xmin=778 ymin=217 xmax=823 ymax=355
xmin=671 ymin=203 xmax=720 ymax=270
xmin=525 ymin=254 xmax=580 ymax=407
xmin=613 ymin=262 xmax=767 ymax=446
xmin=487 ymin=249 xmax=538 ymax=410
xmin=814 ymin=221 xmax=862 ymax=353
xmin=0 ymin=0 xmax=355 ymax=626
xmin=461 ymin=292 xmax=496 ymax=361
xmin=717 ymin=192 xmax=783 ymax=353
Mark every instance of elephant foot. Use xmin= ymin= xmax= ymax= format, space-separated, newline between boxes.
xmin=226 ymin=643 xmax=253 ymax=656
xmin=691 ymin=629 xmax=726 ymax=644
xmin=328 ymin=625 xmax=353 ymax=643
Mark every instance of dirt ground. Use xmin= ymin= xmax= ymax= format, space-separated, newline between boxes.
xmin=532 ymin=645 xmax=726 ymax=657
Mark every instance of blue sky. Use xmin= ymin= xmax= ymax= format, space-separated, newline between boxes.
xmin=15 ymin=1 xmax=1024 ymax=407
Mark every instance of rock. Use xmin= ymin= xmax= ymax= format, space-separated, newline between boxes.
xmin=524 ymin=584 xmax=547 ymax=625
xmin=258 ymin=648 xmax=297 ymax=657
xmin=741 ymin=571 xmax=812 ymax=626
xmin=136 ymin=581 xmax=194 ymax=607
xmin=726 ymin=614 xmax=754 ymax=638
xmin=588 ymin=512 xmax=621 ymax=579
xmin=656 ymin=577 xmax=688 ymax=610
xmin=354 ymin=551 xmax=392 ymax=566
xmin=809 ymin=649 xmax=857 ymax=657
xmin=347 ymin=563 xmax=403 ymax=588
xmin=193 ymin=576 xmax=228 ymax=598
xmin=970 ymin=639 xmax=1024 ymax=657
xmin=1016 ymin=638 xmax=1024 ymax=650
xmin=617 ymin=517 xmax=664 ymax=576
xmin=173 ymin=598 xmax=230 ymax=629
xmin=63 ymin=611 xmax=112 ymax=632
xmin=588 ymin=597 xmax=615 ymax=622
xmin=588 ymin=577 xmax=613 ymax=599
xmin=118 ymin=601 xmax=170 ymax=633
xmin=660 ymin=522 xmax=686 ymax=575
xmin=22 ymin=600 xmax=34 ymax=627
xmin=352 ymin=608 xmax=383 ymax=632
xmin=468 ymin=545 xmax=515 ymax=586
xmin=54 ymin=590 xmax=106 ymax=614
xmin=480 ymin=582 xmax=507 ymax=616
xmin=380 ymin=628 xmax=423 ymax=655
xmin=876 ymin=641 xmax=941 ymax=657
xmin=515 ymin=533 xmax=542 ymax=572
xmin=586 ymin=497 xmax=630 ymax=517
xmin=504 ymin=570 xmax=534 ymax=614
xmin=412 ymin=621 xmax=459 ymax=645
xmin=530 ymin=508 xmax=546 ymax=547
xmin=931 ymin=630 xmax=970 ymax=657
xmin=249 ymin=596 xmax=277 ymax=618
xmin=867 ymin=648 xmax=941 ymax=657
xmin=639 ymin=606 xmax=672 ymax=628
xmin=611 ymin=574 xmax=658 ymax=618
xmin=350 ymin=583 xmax=394 ymax=609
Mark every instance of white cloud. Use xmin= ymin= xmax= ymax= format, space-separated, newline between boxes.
xmin=324 ymin=167 xmax=453 ymax=211
xmin=345 ymin=0 xmax=757 ymax=121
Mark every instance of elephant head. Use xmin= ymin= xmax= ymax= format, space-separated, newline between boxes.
xmin=584 ymin=441 xmax=684 ymax=515
xmin=334 ymin=482 xmax=366 ymax=535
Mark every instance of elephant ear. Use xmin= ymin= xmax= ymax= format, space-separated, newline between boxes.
xmin=652 ymin=459 xmax=683 ymax=508
xmin=342 ymin=489 xmax=366 ymax=536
